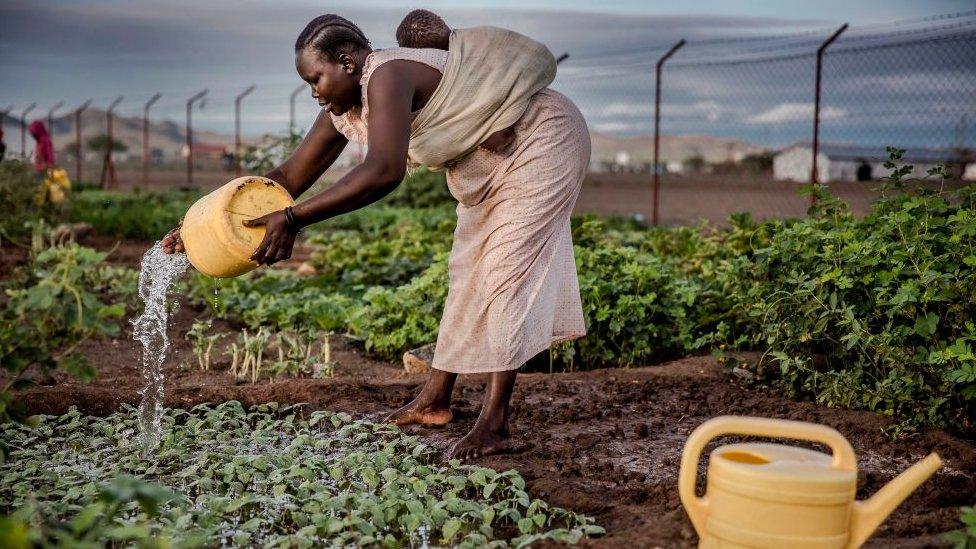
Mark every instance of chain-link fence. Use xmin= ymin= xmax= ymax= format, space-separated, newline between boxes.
xmin=554 ymin=11 xmax=976 ymax=225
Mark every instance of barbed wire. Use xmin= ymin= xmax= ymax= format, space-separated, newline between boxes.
xmin=568 ymin=9 xmax=976 ymax=65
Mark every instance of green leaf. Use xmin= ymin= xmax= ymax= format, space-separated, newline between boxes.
xmin=442 ymin=519 xmax=463 ymax=541
xmin=914 ymin=313 xmax=939 ymax=337
xmin=0 ymin=517 xmax=30 ymax=549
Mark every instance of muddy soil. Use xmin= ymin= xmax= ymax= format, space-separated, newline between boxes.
xmin=7 ymin=234 xmax=975 ymax=548
xmin=14 ymin=298 xmax=975 ymax=548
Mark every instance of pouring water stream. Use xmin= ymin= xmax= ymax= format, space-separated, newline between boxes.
xmin=131 ymin=242 xmax=189 ymax=455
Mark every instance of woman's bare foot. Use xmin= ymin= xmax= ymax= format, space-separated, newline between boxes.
xmin=386 ymin=369 xmax=456 ymax=427
xmin=448 ymin=369 xmax=517 ymax=461
xmin=449 ymin=422 xmax=511 ymax=460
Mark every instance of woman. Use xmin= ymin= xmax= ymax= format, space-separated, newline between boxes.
xmin=163 ymin=14 xmax=589 ymax=460
xmin=29 ymin=121 xmax=55 ymax=172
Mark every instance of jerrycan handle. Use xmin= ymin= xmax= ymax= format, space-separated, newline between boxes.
xmin=678 ymin=416 xmax=857 ymax=537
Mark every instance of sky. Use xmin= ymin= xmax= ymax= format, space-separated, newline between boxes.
xmin=1 ymin=0 xmax=974 ymax=149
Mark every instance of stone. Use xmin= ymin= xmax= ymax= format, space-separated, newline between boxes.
xmin=403 ymin=342 xmax=435 ymax=374
xmin=296 ymin=262 xmax=318 ymax=276
xmin=732 ymin=366 xmax=755 ymax=381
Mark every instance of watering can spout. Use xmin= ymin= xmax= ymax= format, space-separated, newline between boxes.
xmin=847 ymin=453 xmax=942 ymax=548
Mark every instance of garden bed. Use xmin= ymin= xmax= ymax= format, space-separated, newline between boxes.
xmin=15 ymin=295 xmax=976 ymax=548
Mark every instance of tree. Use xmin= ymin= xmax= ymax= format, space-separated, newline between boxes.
xmin=740 ymin=153 xmax=773 ymax=175
xmin=85 ymin=135 xmax=128 ymax=153
xmin=683 ymin=155 xmax=706 ymax=173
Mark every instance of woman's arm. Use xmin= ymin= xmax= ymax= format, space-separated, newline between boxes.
xmin=161 ymin=105 xmax=348 ymax=254
xmin=245 ymin=62 xmax=417 ymax=265
xmin=266 ymin=108 xmax=349 ymax=199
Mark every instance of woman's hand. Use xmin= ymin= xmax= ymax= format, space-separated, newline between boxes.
xmin=243 ymin=210 xmax=297 ymax=265
xmin=161 ymin=224 xmax=184 ymax=254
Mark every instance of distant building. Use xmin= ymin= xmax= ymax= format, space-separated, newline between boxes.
xmin=666 ymin=161 xmax=685 ymax=174
xmin=773 ymin=142 xmax=971 ymax=182
xmin=180 ymin=142 xmax=229 ymax=160
xmin=966 ymin=163 xmax=976 ymax=181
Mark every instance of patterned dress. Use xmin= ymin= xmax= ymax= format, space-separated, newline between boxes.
xmin=331 ymin=47 xmax=589 ymax=373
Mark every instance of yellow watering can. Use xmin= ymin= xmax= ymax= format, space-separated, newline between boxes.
xmin=678 ymin=416 xmax=942 ymax=548
xmin=180 ymin=176 xmax=294 ymax=278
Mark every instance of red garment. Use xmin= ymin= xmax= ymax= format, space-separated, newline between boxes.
xmin=29 ymin=120 xmax=55 ymax=172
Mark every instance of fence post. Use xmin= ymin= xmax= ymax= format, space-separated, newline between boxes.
xmin=74 ymin=100 xmax=91 ymax=183
xmin=20 ymin=103 xmax=36 ymax=158
xmin=185 ymin=89 xmax=208 ymax=186
xmin=99 ymin=96 xmax=123 ymax=189
xmin=235 ymin=85 xmax=256 ymax=176
xmin=652 ymin=40 xmax=685 ymax=226
xmin=1 ymin=105 xmax=12 ymax=152
xmin=810 ymin=24 xmax=848 ymax=206
xmin=46 ymin=101 xmax=63 ymax=136
xmin=289 ymin=84 xmax=304 ymax=136
xmin=143 ymin=93 xmax=161 ymax=187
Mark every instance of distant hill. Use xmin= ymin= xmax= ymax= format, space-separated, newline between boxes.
xmin=1 ymin=110 xmax=241 ymax=161
xmin=590 ymin=132 xmax=765 ymax=165
xmin=2 ymin=112 xmax=764 ymax=167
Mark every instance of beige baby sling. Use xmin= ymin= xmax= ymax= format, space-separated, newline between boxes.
xmin=407 ymin=26 xmax=557 ymax=169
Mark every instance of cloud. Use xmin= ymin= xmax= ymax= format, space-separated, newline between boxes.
xmin=663 ymin=101 xmax=725 ymax=121
xmin=600 ymin=102 xmax=654 ymax=117
xmin=591 ymin=121 xmax=646 ymax=133
xmin=747 ymin=102 xmax=845 ymax=124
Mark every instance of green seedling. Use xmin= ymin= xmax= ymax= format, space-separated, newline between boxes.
xmin=314 ymin=333 xmax=337 ymax=379
xmin=185 ymin=320 xmax=225 ymax=371
xmin=235 ymin=327 xmax=271 ymax=383
xmin=0 ymin=403 xmax=604 ymax=546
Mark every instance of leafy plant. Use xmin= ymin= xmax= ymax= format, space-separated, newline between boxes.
xmin=0 ymin=159 xmax=50 ymax=241
xmin=0 ymin=244 xmax=125 ymax=430
xmin=716 ymin=155 xmax=976 ymax=433
xmin=349 ymin=253 xmax=451 ymax=360
xmin=188 ymin=270 xmax=355 ymax=333
xmin=182 ymin=148 xmax=974 ymax=433
xmin=944 ymin=506 xmax=976 ymax=549
xmin=380 ymin=168 xmax=454 ymax=208
xmin=304 ymin=204 xmax=455 ymax=289
xmin=0 ymin=402 xmax=603 ymax=546
xmin=1 ymin=476 xmax=183 ymax=548
xmin=67 ymin=187 xmax=201 ymax=241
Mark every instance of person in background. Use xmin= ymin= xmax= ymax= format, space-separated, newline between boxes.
xmin=29 ymin=120 xmax=55 ymax=172
xmin=0 ymin=127 xmax=7 ymax=161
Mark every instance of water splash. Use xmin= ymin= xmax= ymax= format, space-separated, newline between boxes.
xmin=131 ymin=242 xmax=189 ymax=455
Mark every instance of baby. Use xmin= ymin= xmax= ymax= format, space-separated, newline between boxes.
xmin=396 ymin=9 xmax=450 ymax=50
xmin=397 ymin=9 xmax=516 ymax=155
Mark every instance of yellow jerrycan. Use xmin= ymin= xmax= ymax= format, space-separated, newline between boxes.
xmin=179 ymin=176 xmax=294 ymax=278
xmin=678 ymin=416 xmax=942 ymax=549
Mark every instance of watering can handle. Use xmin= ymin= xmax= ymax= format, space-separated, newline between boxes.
xmin=678 ymin=416 xmax=857 ymax=537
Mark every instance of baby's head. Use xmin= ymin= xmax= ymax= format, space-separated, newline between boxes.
xmin=396 ymin=9 xmax=450 ymax=50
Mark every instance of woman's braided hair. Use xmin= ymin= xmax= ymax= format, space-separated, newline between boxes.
xmin=295 ymin=14 xmax=371 ymax=61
